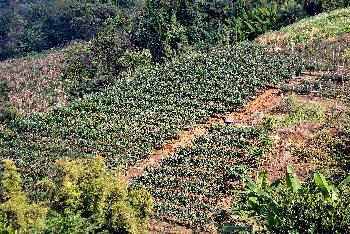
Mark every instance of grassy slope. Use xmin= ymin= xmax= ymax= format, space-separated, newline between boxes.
xmin=259 ymin=7 xmax=350 ymax=45
xmin=258 ymin=8 xmax=350 ymax=71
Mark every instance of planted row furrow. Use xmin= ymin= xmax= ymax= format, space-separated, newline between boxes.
xmin=0 ymin=42 xmax=306 ymax=194
xmin=132 ymin=125 xmax=271 ymax=229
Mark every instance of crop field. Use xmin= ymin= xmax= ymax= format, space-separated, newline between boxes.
xmin=133 ymin=125 xmax=271 ymax=231
xmin=0 ymin=42 xmax=307 ymax=193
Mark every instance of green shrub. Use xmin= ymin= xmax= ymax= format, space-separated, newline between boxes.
xmin=0 ymin=156 xmax=153 ymax=233
xmin=296 ymin=0 xmax=350 ymax=14
xmin=0 ymin=160 xmax=48 ymax=233
xmin=41 ymin=212 xmax=98 ymax=234
xmin=0 ymin=107 xmax=21 ymax=124
xmin=62 ymin=16 xmax=153 ymax=98
xmin=44 ymin=155 xmax=153 ymax=233
xmin=135 ymin=0 xmax=309 ymax=61
xmin=134 ymin=0 xmax=190 ymax=61
xmin=229 ymin=167 xmax=350 ymax=233
xmin=0 ymin=77 xmax=10 ymax=102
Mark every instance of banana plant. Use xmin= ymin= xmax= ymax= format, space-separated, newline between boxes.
xmin=314 ymin=171 xmax=350 ymax=202
xmin=236 ymin=166 xmax=350 ymax=231
xmin=239 ymin=171 xmax=281 ymax=226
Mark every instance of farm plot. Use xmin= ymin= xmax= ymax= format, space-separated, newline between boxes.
xmin=132 ymin=125 xmax=272 ymax=231
xmin=0 ymin=42 xmax=307 ymax=193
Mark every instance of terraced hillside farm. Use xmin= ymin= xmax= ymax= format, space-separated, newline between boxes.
xmin=0 ymin=2 xmax=350 ymax=234
xmin=0 ymin=43 xmax=307 ymax=195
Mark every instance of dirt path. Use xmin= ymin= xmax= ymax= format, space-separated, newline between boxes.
xmin=123 ymin=71 xmax=338 ymax=233
xmin=124 ymin=71 xmax=334 ymax=181
xmin=124 ymin=88 xmax=281 ymax=180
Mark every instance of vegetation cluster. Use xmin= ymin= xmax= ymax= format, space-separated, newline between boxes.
xmin=0 ymin=156 xmax=153 ymax=233
xmin=0 ymin=0 xmax=350 ymax=233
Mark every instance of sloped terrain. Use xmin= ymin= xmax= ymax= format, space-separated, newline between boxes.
xmin=0 ymin=43 xmax=307 ymax=196
xmin=0 ymin=5 xmax=350 ymax=233
xmin=0 ymin=49 xmax=67 ymax=115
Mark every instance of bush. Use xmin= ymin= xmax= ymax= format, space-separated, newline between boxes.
xmin=135 ymin=0 xmax=309 ymax=61
xmin=41 ymin=212 xmax=98 ymax=234
xmin=42 ymin=155 xmax=153 ymax=233
xmin=89 ymin=16 xmax=134 ymax=77
xmin=228 ymin=167 xmax=350 ymax=233
xmin=0 ymin=77 xmax=10 ymax=102
xmin=62 ymin=16 xmax=153 ymax=98
xmin=134 ymin=0 xmax=190 ymax=61
xmin=0 ymin=156 xmax=153 ymax=233
xmin=296 ymin=0 xmax=350 ymax=14
xmin=0 ymin=107 xmax=22 ymax=124
xmin=0 ymin=160 xmax=48 ymax=233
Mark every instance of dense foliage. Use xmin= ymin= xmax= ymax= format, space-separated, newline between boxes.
xmin=229 ymin=167 xmax=350 ymax=233
xmin=134 ymin=0 xmax=306 ymax=61
xmin=62 ymin=17 xmax=153 ymax=98
xmin=296 ymin=0 xmax=350 ymax=14
xmin=1 ymin=0 xmax=349 ymax=61
xmin=0 ymin=42 xmax=308 ymax=196
xmin=133 ymin=125 xmax=272 ymax=231
xmin=0 ymin=156 xmax=153 ymax=233
xmin=0 ymin=0 xmax=138 ymax=60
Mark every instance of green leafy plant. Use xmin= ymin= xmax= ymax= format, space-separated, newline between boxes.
xmin=229 ymin=167 xmax=350 ymax=233
xmin=0 ymin=107 xmax=22 ymax=124
xmin=0 ymin=77 xmax=10 ymax=102
xmin=0 ymin=160 xmax=48 ymax=233
xmin=43 ymin=155 xmax=153 ymax=234
xmin=235 ymin=1 xmax=279 ymax=41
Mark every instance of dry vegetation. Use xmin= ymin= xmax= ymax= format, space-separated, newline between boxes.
xmin=0 ymin=49 xmax=67 ymax=115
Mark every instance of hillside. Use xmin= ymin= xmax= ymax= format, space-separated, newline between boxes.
xmin=0 ymin=43 xmax=306 ymax=191
xmin=0 ymin=2 xmax=350 ymax=234
xmin=258 ymin=7 xmax=350 ymax=70
xmin=0 ymin=49 xmax=67 ymax=116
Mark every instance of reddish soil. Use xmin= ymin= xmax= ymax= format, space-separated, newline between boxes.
xmin=259 ymin=123 xmax=319 ymax=182
xmin=124 ymin=88 xmax=281 ymax=181
xmin=125 ymin=71 xmax=345 ymax=233
xmin=148 ymin=220 xmax=193 ymax=234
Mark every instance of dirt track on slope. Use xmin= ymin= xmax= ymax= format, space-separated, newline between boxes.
xmin=124 ymin=88 xmax=281 ymax=180
xmin=124 ymin=71 xmax=334 ymax=181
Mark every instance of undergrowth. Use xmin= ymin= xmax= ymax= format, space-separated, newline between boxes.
xmin=262 ymin=96 xmax=326 ymax=130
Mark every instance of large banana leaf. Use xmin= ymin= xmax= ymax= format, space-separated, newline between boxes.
xmin=286 ymin=166 xmax=301 ymax=192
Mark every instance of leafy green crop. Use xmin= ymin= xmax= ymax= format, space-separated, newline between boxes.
xmin=0 ymin=42 xmax=307 ymax=197
xmin=133 ymin=125 xmax=272 ymax=231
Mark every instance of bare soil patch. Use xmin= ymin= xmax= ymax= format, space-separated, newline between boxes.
xmin=124 ymin=88 xmax=281 ymax=180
